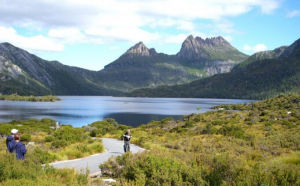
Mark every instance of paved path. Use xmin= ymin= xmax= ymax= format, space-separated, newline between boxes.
xmin=50 ymin=138 xmax=144 ymax=174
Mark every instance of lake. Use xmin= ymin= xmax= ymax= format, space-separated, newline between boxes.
xmin=0 ymin=96 xmax=252 ymax=127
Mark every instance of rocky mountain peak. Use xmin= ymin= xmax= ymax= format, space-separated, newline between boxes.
xmin=124 ymin=41 xmax=156 ymax=56
xmin=177 ymin=35 xmax=245 ymax=61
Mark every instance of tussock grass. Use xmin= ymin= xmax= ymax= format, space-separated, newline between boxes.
xmin=100 ymin=94 xmax=300 ymax=185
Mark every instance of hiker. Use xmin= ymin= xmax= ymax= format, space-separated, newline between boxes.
xmin=123 ymin=129 xmax=131 ymax=152
xmin=14 ymin=134 xmax=27 ymax=160
xmin=6 ymin=129 xmax=18 ymax=153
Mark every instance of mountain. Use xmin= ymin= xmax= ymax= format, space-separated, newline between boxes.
xmin=177 ymin=35 xmax=247 ymax=61
xmin=127 ymin=38 xmax=300 ymax=99
xmin=0 ymin=55 xmax=51 ymax=95
xmin=0 ymin=35 xmax=247 ymax=95
xmin=123 ymin=42 xmax=158 ymax=57
xmin=97 ymin=36 xmax=247 ymax=92
xmin=0 ymin=43 xmax=118 ymax=95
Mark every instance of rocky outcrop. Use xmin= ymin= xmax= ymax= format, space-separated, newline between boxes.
xmin=0 ymin=56 xmax=23 ymax=80
xmin=176 ymin=35 xmax=248 ymax=62
xmin=0 ymin=42 xmax=54 ymax=86
xmin=124 ymin=42 xmax=157 ymax=57
xmin=204 ymin=60 xmax=237 ymax=76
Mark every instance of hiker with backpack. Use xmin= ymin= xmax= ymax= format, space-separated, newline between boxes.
xmin=14 ymin=134 xmax=27 ymax=160
xmin=6 ymin=129 xmax=18 ymax=153
xmin=123 ymin=129 xmax=131 ymax=152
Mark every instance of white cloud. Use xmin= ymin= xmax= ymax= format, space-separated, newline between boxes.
xmin=0 ymin=26 xmax=64 ymax=52
xmin=287 ymin=10 xmax=300 ymax=18
xmin=215 ymin=20 xmax=236 ymax=34
xmin=48 ymin=28 xmax=86 ymax=44
xmin=164 ymin=34 xmax=189 ymax=44
xmin=164 ymin=32 xmax=208 ymax=44
xmin=224 ymin=36 xmax=233 ymax=42
xmin=243 ymin=44 xmax=267 ymax=53
xmin=0 ymin=0 xmax=279 ymax=51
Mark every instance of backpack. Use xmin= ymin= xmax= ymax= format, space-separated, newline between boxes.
xmin=8 ymin=140 xmax=17 ymax=153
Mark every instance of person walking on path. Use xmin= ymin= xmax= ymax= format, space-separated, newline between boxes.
xmin=14 ymin=134 xmax=27 ymax=160
xmin=6 ymin=129 xmax=18 ymax=153
xmin=123 ymin=129 xmax=131 ymax=152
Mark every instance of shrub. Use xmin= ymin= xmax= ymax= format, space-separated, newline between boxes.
xmin=0 ymin=153 xmax=87 ymax=185
xmin=51 ymin=140 xmax=68 ymax=148
xmin=101 ymin=153 xmax=207 ymax=185
xmin=217 ymin=125 xmax=245 ymax=139
xmin=45 ymin=135 xmax=54 ymax=142
xmin=21 ymin=134 xmax=31 ymax=142
xmin=31 ymin=148 xmax=56 ymax=164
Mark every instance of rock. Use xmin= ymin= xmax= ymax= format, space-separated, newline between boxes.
xmin=124 ymin=42 xmax=157 ymax=57
xmin=176 ymin=35 xmax=242 ymax=60
xmin=102 ymin=178 xmax=116 ymax=183
xmin=89 ymin=171 xmax=102 ymax=178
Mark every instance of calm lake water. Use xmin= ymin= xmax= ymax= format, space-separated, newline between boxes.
xmin=0 ymin=96 xmax=252 ymax=127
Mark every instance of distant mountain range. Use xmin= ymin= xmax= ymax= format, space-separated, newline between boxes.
xmin=0 ymin=35 xmax=247 ymax=95
xmin=128 ymin=38 xmax=300 ymax=99
xmin=97 ymin=35 xmax=247 ymax=91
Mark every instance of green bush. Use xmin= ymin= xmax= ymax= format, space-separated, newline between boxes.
xmin=21 ymin=134 xmax=31 ymax=142
xmin=0 ymin=153 xmax=87 ymax=185
xmin=45 ymin=135 xmax=54 ymax=142
xmin=31 ymin=148 xmax=56 ymax=164
xmin=101 ymin=153 xmax=206 ymax=185
xmin=217 ymin=125 xmax=245 ymax=139
xmin=51 ymin=140 xmax=68 ymax=148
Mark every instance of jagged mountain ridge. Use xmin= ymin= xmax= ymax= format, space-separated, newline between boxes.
xmin=0 ymin=35 xmax=248 ymax=95
xmin=127 ymin=37 xmax=300 ymax=99
xmin=98 ymin=35 xmax=248 ymax=91
xmin=177 ymin=35 xmax=248 ymax=62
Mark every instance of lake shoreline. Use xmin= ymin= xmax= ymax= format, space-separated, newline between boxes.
xmin=0 ymin=96 xmax=252 ymax=127
xmin=0 ymin=94 xmax=61 ymax=102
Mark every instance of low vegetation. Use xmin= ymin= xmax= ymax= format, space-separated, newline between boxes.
xmin=0 ymin=94 xmax=61 ymax=102
xmin=100 ymin=94 xmax=300 ymax=185
xmin=0 ymin=118 xmax=107 ymax=185
xmin=0 ymin=118 xmax=104 ymax=162
xmin=0 ymin=153 xmax=88 ymax=185
xmin=0 ymin=94 xmax=299 ymax=185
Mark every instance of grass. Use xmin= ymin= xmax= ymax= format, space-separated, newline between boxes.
xmin=0 ymin=153 xmax=88 ymax=185
xmin=0 ymin=94 xmax=61 ymax=102
xmin=100 ymin=94 xmax=300 ymax=185
xmin=0 ymin=119 xmax=105 ymax=162
xmin=0 ymin=94 xmax=299 ymax=185
xmin=0 ymin=118 xmax=106 ymax=185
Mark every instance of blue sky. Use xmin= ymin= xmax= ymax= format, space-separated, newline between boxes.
xmin=0 ymin=0 xmax=299 ymax=70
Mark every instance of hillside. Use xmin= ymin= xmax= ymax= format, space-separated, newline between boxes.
xmin=99 ymin=94 xmax=300 ymax=185
xmin=128 ymin=38 xmax=300 ymax=99
xmin=0 ymin=35 xmax=247 ymax=95
xmin=0 ymin=43 xmax=119 ymax=95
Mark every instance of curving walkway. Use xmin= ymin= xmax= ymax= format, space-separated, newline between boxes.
xmin=49 ymin=138 xmax=145 ymax=174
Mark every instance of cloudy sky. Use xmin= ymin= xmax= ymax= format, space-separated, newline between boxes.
xmin=0 ymin=0 xmax=299 ymax=70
